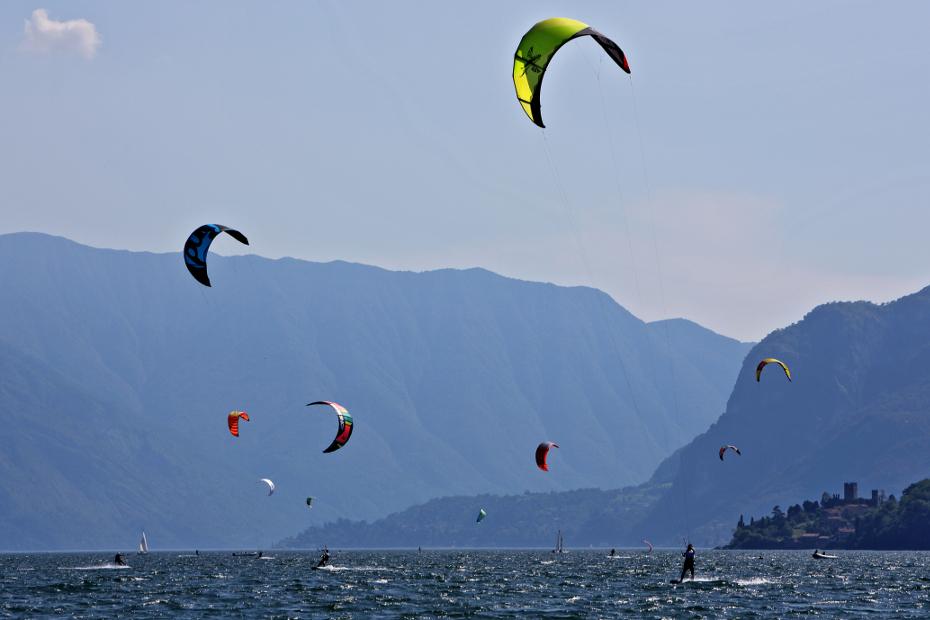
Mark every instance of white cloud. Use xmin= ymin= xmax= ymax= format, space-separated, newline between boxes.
xmin=21 ymin=9 xmax=101 ymax=60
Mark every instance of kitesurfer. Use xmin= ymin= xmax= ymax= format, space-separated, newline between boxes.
xmin=609 ymin=548 xmax=616 ymax=557
xmin=316 ymin=546 xmax=330 ymax=568
xmin=114 ymin=553 xmax=126 ymax=566
xmin=679 ymin=544 xmax=695 ymax=582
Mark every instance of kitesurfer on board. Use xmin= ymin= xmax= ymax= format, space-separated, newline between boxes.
xmin=679 ymin=544 xmax=695 ymax=582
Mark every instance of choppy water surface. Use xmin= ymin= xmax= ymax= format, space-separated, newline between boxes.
xmin=3 ymin=550 xmax=930 ymax=618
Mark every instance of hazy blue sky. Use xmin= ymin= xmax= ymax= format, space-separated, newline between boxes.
xmin=1 ymin=1 xmax=928 ymax=340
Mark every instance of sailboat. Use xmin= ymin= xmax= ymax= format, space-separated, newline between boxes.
xmin=552 ymin=529 xmax=565 ymax=554
xmin=138 ymin=531 xmax=149 ymax=555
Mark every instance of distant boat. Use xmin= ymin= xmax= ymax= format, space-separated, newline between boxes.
xmin=552 ymin=529 xmax=565 ymax=554
xmin=812 ymin=550 xmax=837 ymax=559
xmin=138 ymin=531 xmax=149 ymax=555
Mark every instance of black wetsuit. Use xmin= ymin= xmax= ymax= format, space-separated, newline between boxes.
xmin=679 ymin=548 xmax=695 ymax=581
xmin=114 ymin=554 xmax=126 ymax=566
xmin=316 ymin=550 xmax=330 ymax=568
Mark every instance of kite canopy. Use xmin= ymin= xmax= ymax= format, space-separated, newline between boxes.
xmin=642 ymin=539 xmax=653 ymax=553
xmin=227 ymin=411 xmax=249 ymax=437
xmin=476 ymin=509 xmax=488 ymax=523
xmin=183 ymin=224 xmax=249 ymax=287
xmin=535 ymin=441 xmax=560 ymax=471
xmin=306 ymin=401 xmax=354 ymax=453
xmin=260 ymin=478 xmax=275 ymax=496
xmin=719 ymin=445 xmax=741 ymax=461
xmin=756 ymin=358 xmax=791 ymax=382
xmin=513 ymin=17 xmax=630 ymax=128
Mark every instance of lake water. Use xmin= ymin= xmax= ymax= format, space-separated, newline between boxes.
xmin=3 ymin=549 xmax=930 ymax=618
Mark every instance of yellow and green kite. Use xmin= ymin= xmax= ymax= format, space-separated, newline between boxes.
xmin=513 ymin=17 xmax=630 ymax=128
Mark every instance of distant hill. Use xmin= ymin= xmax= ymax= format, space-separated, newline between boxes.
xmin=725 ymin=478 xmax=930 ymax=551
xmin=0 ymin=233 xmax=748 ymax=550
xmin=276 ymin=445 xmax=687 ymax=550
xmin=277 ymin=483 xmax=668 ymax=550
xmin=725 ymin=490 xmax=884 ymax=550
xmin=637 ymin=286 xmax=930 ymax=546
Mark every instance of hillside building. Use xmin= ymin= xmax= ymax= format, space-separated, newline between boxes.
xmin=844 ymin=482 xmax=858 ymax=502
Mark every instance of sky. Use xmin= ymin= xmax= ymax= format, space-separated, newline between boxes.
xmin=0 ymin=1 xmax=928 ymax=341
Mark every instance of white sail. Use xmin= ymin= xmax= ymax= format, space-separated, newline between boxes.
xmin=139 ymin=531 xmax=149 ymax=554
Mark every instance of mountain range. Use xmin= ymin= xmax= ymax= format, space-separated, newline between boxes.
xmin=281 ymin=285 xmax=930 ymax=548
xmin=0 ymin=233 xmax=749 ymax=550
